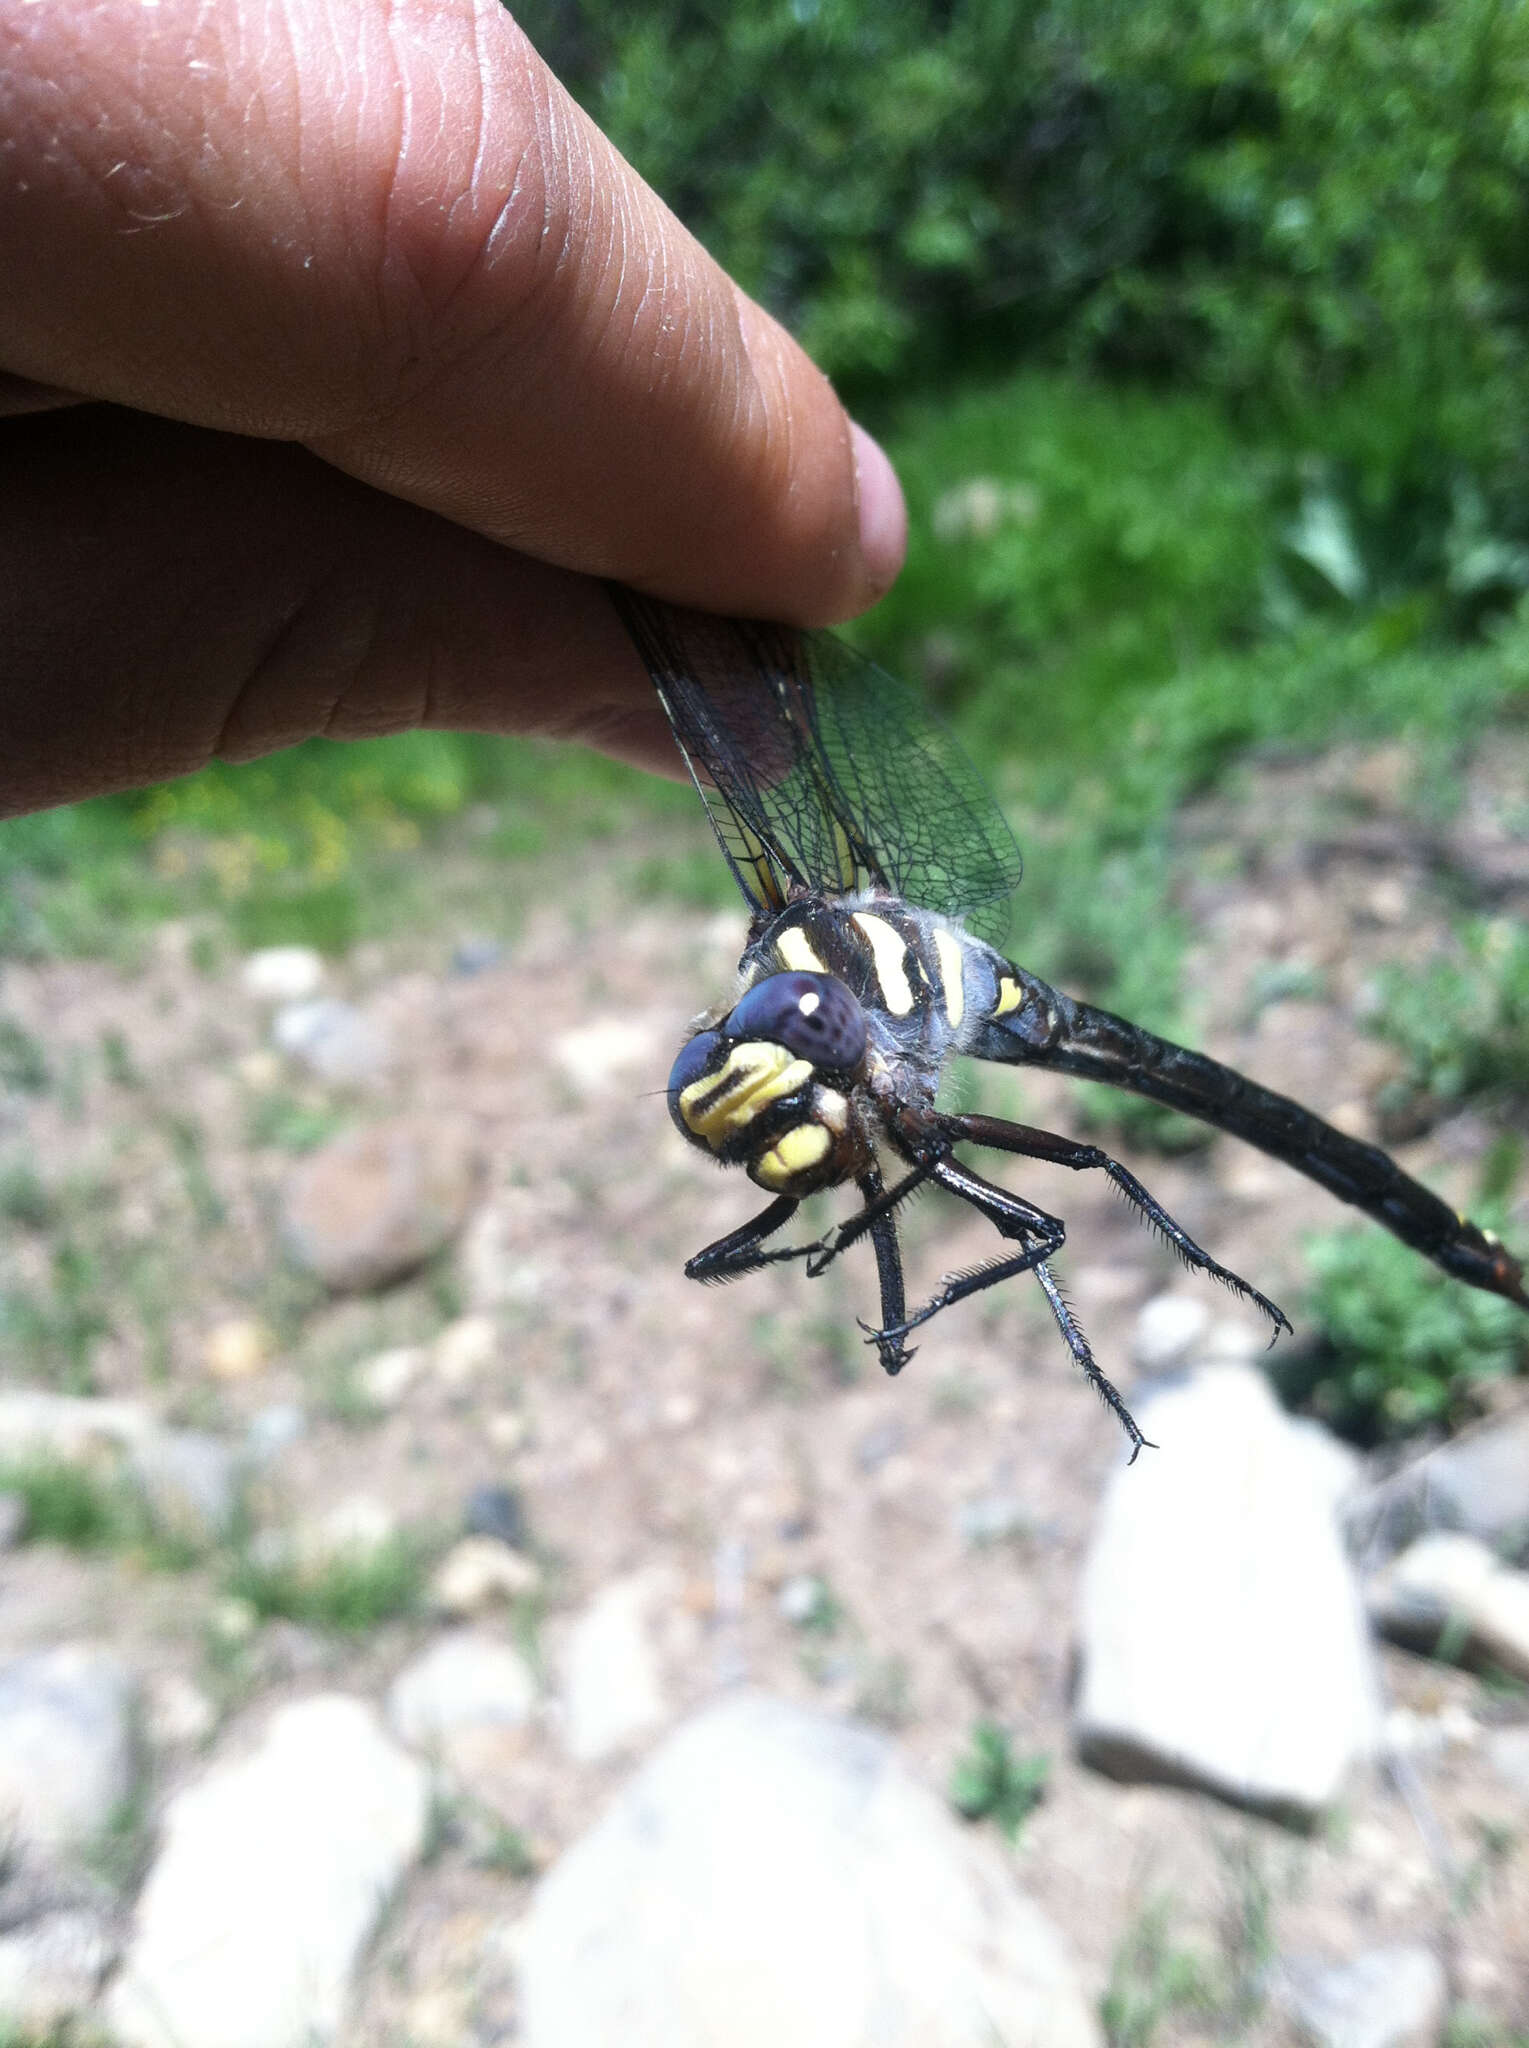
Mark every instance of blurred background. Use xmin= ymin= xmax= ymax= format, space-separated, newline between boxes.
xmin=2 ymin=2 xmax=1528 ymax=2043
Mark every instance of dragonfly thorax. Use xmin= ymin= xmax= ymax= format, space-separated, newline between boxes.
xmin=668 ymin=971 xmax=872 ymax=1196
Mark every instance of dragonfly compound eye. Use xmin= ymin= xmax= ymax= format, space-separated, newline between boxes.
xmin=725 ymin=973 xmax=867 ymax=1073
xmin=667 ymin=1029 xmax=725 ymax=1135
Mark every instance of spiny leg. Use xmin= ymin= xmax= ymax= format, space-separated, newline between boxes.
xmin=865 ymin=1151 xmax=1151 ymax=1457
xmin=865 ymin=1154 xmax=1066 ymax=1341
xmin=1030 ymin=1260 xmax=1154 ymax=1462
xmin=804 ymin=1160 xmax=935 ymax=1278
xmin=944 ymin=1112 xmax=1292 ymax=1340
xmin=683 ymin=1194 xmax=804 ymax=1285
xmin=853 ymin=1164 xmax=915 ymax=1377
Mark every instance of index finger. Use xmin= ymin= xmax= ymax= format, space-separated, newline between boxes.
xmin=0 ymin=0 xmax=904 ymax=626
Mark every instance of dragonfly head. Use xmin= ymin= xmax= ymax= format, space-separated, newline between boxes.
xmin=668 ymin=972 xmax=868 ymax=1196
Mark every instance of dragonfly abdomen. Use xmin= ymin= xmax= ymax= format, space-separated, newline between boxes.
xmin=977 ymin=970 xmax=1529 ymax=1309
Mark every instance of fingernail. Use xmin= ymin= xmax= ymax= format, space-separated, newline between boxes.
xmin=850 ymin=421 xmax=907 ymax=598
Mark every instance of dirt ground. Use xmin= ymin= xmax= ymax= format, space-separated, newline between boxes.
xmin=2 ymin=734 xmax=1527 ymax=2042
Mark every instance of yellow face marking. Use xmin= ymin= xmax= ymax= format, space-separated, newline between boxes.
xmin=679 ymin=1043 xmax=813 ymax=1149
xmin=852 ymin=912 xmax=915 ymax=1016
xmin=992 ymin=975 xmax=1025 ymax=1018
xmin=773 ymin=926 xmax=828 ymax=974
xmin=753 ymin=1121 xmax=832 ymax=1191
xmin=932 ymin=928 xmax=966 ymax=1030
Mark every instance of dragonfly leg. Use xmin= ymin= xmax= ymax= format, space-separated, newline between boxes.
xmin=869 ymin=1155 xmax=1064 ymax=1341
xmin=854 ymin=1166 xmax=915 ymax=1377
xmin=1031 ymin=1259 xmax=1155 ymax=1462
xmin=943 ymin=1112 xmax=1292 ymax=1341
xmin=684 ymin=1194 xmax=805 ymax=1284
xmin=872 ymin=1152 xmax=1152 ymax=1456
xmin=804 ymin=1161 xmax=935 ymax=1277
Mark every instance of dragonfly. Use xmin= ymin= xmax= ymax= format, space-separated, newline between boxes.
xmin=612 ymin=588 xmax=1528 ymax=1457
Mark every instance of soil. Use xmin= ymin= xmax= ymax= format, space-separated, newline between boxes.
xmin=1 ymin=733 xmax=1526 ymax=2043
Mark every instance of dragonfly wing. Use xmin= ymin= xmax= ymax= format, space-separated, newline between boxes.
xmin=611 ymin=589 xmax=1023 ymax=940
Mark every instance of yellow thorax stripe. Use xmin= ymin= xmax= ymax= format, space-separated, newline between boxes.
xmin=852 ymin=912 xmax=915 ymax=1016
xmin=932 ymin=927 xmax=966 ymax=1029
xmin=773 ymin=926 xmax=829 ymax=973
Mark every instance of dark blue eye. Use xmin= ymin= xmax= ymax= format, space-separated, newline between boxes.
xmin=668 ymin=1030 xmax=724 ymax=1133
xmin=725 ymin=973 xmax=867 ymax=1071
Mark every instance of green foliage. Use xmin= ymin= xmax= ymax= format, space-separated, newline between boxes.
xmin=1286 ymin=1224 xmax=1527 ymax=1443
xmin=525 ymin=0 xmax=1529 ymax=553
xmin=1100 ymin=1898 xmax=1218 ymax=2048
xmin=84 ymin=1773 xmax=155 ymax=1895
xmin=0 ymin=1451 xmax=208 ymax=1570
xmin=0 ymin=1454 xmax=126 ymax=1549
xmin=0 ymin=1013 xmax=49 ymax=1092
xmin=0 ymin=1240 xmax=109 ymax=1392
xmin=869 ymin=375 xmax=1277 ymax=749
xmin=947 ymin=1721 xmax=1048 ymax=1842
xmin=244 ymin=1091 xmax=348 ymax=1155
xmin=0 ymin=1156 xmax=53 ymax=1230
xmin=222 ymin=1531 xmax=432 ymax=1633
xmin=1365 ymin=917 xmax=1529 ymax=1120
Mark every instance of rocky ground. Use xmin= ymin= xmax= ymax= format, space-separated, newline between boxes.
xmin=0 ymin=735 xmax=1526 ymax=2046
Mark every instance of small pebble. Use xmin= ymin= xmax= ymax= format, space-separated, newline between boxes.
xmin=464 ymin=1484 xmax=527 ymax=1549
xmin=449 ymin=937 xmax=505 ymax=977
xmin=202 ymin=1317 xmax=272 ymax=1381
xmin=486 ymin=1409 xmax=527 ymax=1451
xmin=431 ymin=1536 xmax=541 ymax=1616
xmin=778 ymin=1574 xmax=830 ymax=1626
xmin=240 ymin=946 xmax=325 ymax=1003
xmin=956 ymin=1495 xmax=1030 ymax=1548
xmin=357 ymin=1346 xmax=425 ymax=1409
xmin=432 ymin=1314 xmax=498 ymax=1388
xmin=144 ymin=1672 xmax=217 ymax=1748
xmin=245 ymin=1403 xmax=306 ymax=1462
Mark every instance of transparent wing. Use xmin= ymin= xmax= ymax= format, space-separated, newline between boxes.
xmin=612 ymin=590 xmax=1022 ymax=942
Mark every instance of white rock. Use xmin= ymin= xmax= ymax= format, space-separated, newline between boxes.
xmin=357 ymin=1345 xmax=426 ymax=1408
xmin=1287 ymin=1416 xmax=1365 ymax=1513
xmin=1074 ymin=1363 xmax=1381 ymax=1822
xmin=0 ymin=1492 xmax=25 ymax=1549
xmin=272 ymin=998 xmax=388 ymax=1086
xmin=430 ymin=1313 xmax=499 ymax=1388
xmin=1197 ymin=1316 xmax=1267 ymax=1366
xmin=292 ymin=1493 xmax=398 ymax=1569
xmin=240 ymin=947 xmax=325 ymax=1003
xmin=244 ymin=1403 xmax=306 ymax=1463
xmin=518 ymin=1693 xmax=1101 ymax=2048
xmin=0 ymin=1906 xmax=117 ymax=2033
xmin=108 ymin=1695 xmax=430 ymax=2048
xmin=387 ymin=1631 xmax=537 ymax=1753
xmin=1270 ymin=1943 xmax=1447 ymax=2048
xmin=1384 ymin=1406 xmax=1529 ymax=1554
xmin=1486 ymin=1725 xmax=1529 ymax=1798
xmin=129 ymin=1429 xmax=241 ymax=1543
xmin=0 ymin=1391 xmax=154 ymax=1461
xmin=559 ymin=1572 xmax=669 ymax=1763
xmin=430 ymin=1537 xmax=541 ymax=1617
xmin=1130 ymin=1291 xmax=1210 ymax=1372
xmin=144 ymin=1673 xmax=217 ymax=1749
xmin=0 ymin=1645 xmax=137 ymax=1857
xmin=1368 ymin=1532 xmax=1529 ymax=1681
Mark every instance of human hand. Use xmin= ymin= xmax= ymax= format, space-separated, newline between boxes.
xmin=0 ymin=0 xmax=906 ymax=816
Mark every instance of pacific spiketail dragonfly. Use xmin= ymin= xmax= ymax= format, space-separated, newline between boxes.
xmin=614 ymin=590 xmax=1528 ymax=1456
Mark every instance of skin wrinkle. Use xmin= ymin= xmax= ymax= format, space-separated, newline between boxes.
xmin=1 ymin=0 xmax=896 ymax=802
